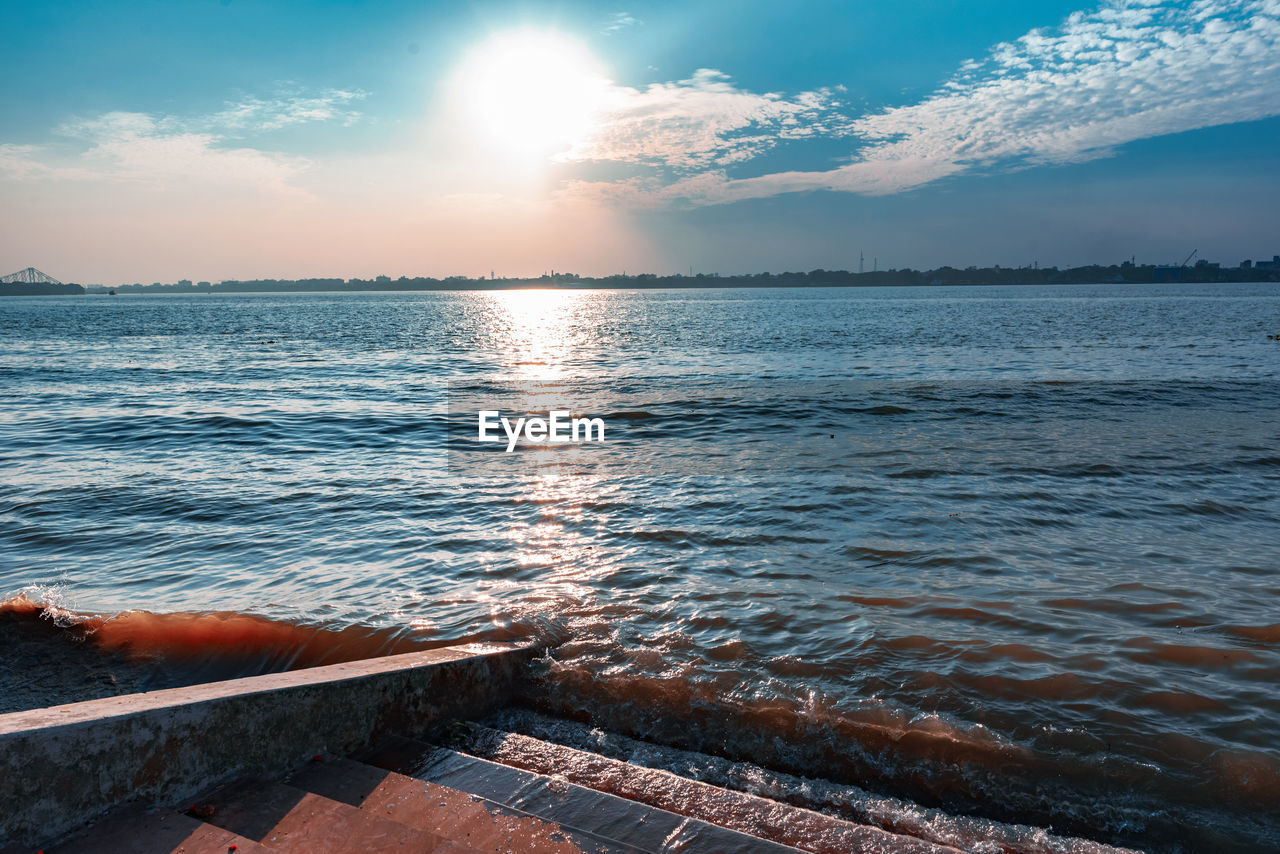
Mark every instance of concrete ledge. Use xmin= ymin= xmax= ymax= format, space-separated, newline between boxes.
xmin=0 ymin=642 xmax=538 ymax=847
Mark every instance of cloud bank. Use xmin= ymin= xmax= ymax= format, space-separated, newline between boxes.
xmin=565 ymin=0 xmax=1280 ymax=206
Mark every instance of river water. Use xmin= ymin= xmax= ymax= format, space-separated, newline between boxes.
xmin=2 ymin=285 xmax=1277 ymax=850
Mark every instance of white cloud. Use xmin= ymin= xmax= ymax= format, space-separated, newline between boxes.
xmin=559 ymin=69 xmax=849 ymax=169
xmin=34 ymin=111 xmax=309 ymax=195
xmin=2 ymin=85 xmax=363 ymax=196
xmin=602 ymin=12 xmax=640 ymax=34
xmin=833 ymin=0 xmax=1280 ymax=187
xmin=0 ymin=144 xmax=67 ymax=180
xmin=212 ymin=87 xmax=366 ymax=132
xmin=571 ymin=0 xmax=1280 ymax=206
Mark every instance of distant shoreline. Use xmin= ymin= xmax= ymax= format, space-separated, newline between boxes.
xmin=0 ymin=282 xmax=86 ymax=296
xmin=6 ymin=266 xmax=1280 ymax=296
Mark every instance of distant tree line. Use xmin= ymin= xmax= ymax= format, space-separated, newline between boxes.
xmin=78 ymin=261 xmax=1280 ymax=294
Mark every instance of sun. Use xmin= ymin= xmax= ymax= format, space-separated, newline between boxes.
xmin=454 ymin=31 xmax=611 ymax=162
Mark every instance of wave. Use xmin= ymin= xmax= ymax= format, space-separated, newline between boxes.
xmin=0 ymin=593 xmax=434 ymax=665
xmin=480 ymin=708 xmax=1126 ymax=854
xmin=4 ymin=591 xmax=1279 ymax=850
xmin=0 ymin=593 xmax=489 ymax=713
xmin=522 ymin=654 xmax=1280 ymax=852
xmin=1223 ymin=623 xmax=1280 ymax=644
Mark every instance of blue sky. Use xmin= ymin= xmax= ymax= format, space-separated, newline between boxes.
xmin=2 ymin=0 xmax=1278 ymax=283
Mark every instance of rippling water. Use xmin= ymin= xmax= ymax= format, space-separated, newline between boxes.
xmin=2 ymin=285 xmax=1278 ymax=851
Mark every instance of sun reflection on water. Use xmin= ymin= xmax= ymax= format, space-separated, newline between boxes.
xmin=488 ymin=288 xmax=586 ymax=380
xmin=505 ymin=472 xmax=601 ymax=577
xmin=486 ymin=471 xmax=610 ymax=637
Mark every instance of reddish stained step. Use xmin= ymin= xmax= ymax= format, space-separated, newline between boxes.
xmin=361 ymin=737 xmax=807 ymax=853
xmin=362 ymin=770 xmax=593 ymax=854
xmin=192 ymin=778 xmax=456 ymax=853
xmin=46 ymin=807 xmax=268 ymax=854
xmin=285 ymin=756 xmax=593 ymax=854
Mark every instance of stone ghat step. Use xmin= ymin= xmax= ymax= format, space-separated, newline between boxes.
xmin=188 ymin=776 xmax=460 ymax=853
xmin=360 ymin=735 xmax=810 ymax=853
xmin=281 ymin=756 xmax=594 ymax=852
xmin=45 ymin=809 xmax=269 ymax=854
xmin=0 ymin=642 xmax=540 ymax=850
xmin=480 ymin=710 xmax=1144 ymax=854
xmin=33 ymin=719 xmax=1137 ymax=854
xmin=40 ymin=758 xmax=627 ymax=853
xmin=443 ymin=724 xmax=965 ymax=854
xmin=39 ymin=747 xmax=809 ymax=854
xmin=44 ymin=775 xmax=472 ymax=854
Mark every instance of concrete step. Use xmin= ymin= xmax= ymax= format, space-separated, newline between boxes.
xmin=449 ymin=724 xmax=964 ymax=854
xmin=483 ymin=709 xmax=1144 ymax=854
xmin=360 ymin=737 xmax=811 ymax=854
xmin=284 ymin=756 xmax=599 ymax=853
xmin=45 ymin=806 xmax=268 ymax=854
xmin=0 ymin=642 xmax=538 ymax=852
xmin=192 ymin=776 xmax=463 ymax=853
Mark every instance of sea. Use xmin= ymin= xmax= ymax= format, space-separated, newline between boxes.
xmin=1 ymin=284 xmax=1278 ymax=851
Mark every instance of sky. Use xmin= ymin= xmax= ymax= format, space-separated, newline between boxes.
xmin=1 ymin=0 xmax=1279 ymax=284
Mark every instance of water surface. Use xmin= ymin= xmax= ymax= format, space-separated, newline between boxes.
xmin=2 ymin=284 xmax=1278 ymax=850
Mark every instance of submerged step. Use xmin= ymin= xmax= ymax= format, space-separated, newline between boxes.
xmin=478 ymin=710 xmax=1144 ymax=854
xmin=450 ymin=723 xmax=962 ymax=854
xmin=362 ymin=736 xmax=810 ymax=853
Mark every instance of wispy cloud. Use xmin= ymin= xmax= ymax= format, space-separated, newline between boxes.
xmin=56 ymin=111 xmax=308 ymax=193
xmin=602 ymin=12 xmax=640 ymax=34
xmin=570 ymin=0 xmax=1280 ymax=206
xmin=1 ymin=85 xmax=363 ymax=194
xmin=559 ymin=69 xmax=848 ymax=169
xmin=0 ymin=144 xmax=92 ymax=181
xmin=212 ymin=87 xmax=367 ymax=132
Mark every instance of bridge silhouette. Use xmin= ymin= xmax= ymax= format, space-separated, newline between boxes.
xmin=1 ymin=267 xmax=63 ymax=285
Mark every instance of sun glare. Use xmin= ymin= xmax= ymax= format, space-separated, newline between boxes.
xmin=492 ymin=288 xmax=581 ymax=378
xmin=454 ymin=31 xmax=611 ymax=162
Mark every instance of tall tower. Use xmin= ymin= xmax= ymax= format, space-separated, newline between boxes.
xmin=859 ymin=251 xmax=864 ymax=275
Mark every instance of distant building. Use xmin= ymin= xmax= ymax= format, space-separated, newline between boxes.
xmin=1241 ymin=260 xmax=1253 ymax=269
xmin=1256 ymin=255 xmax=1280 ymax=270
